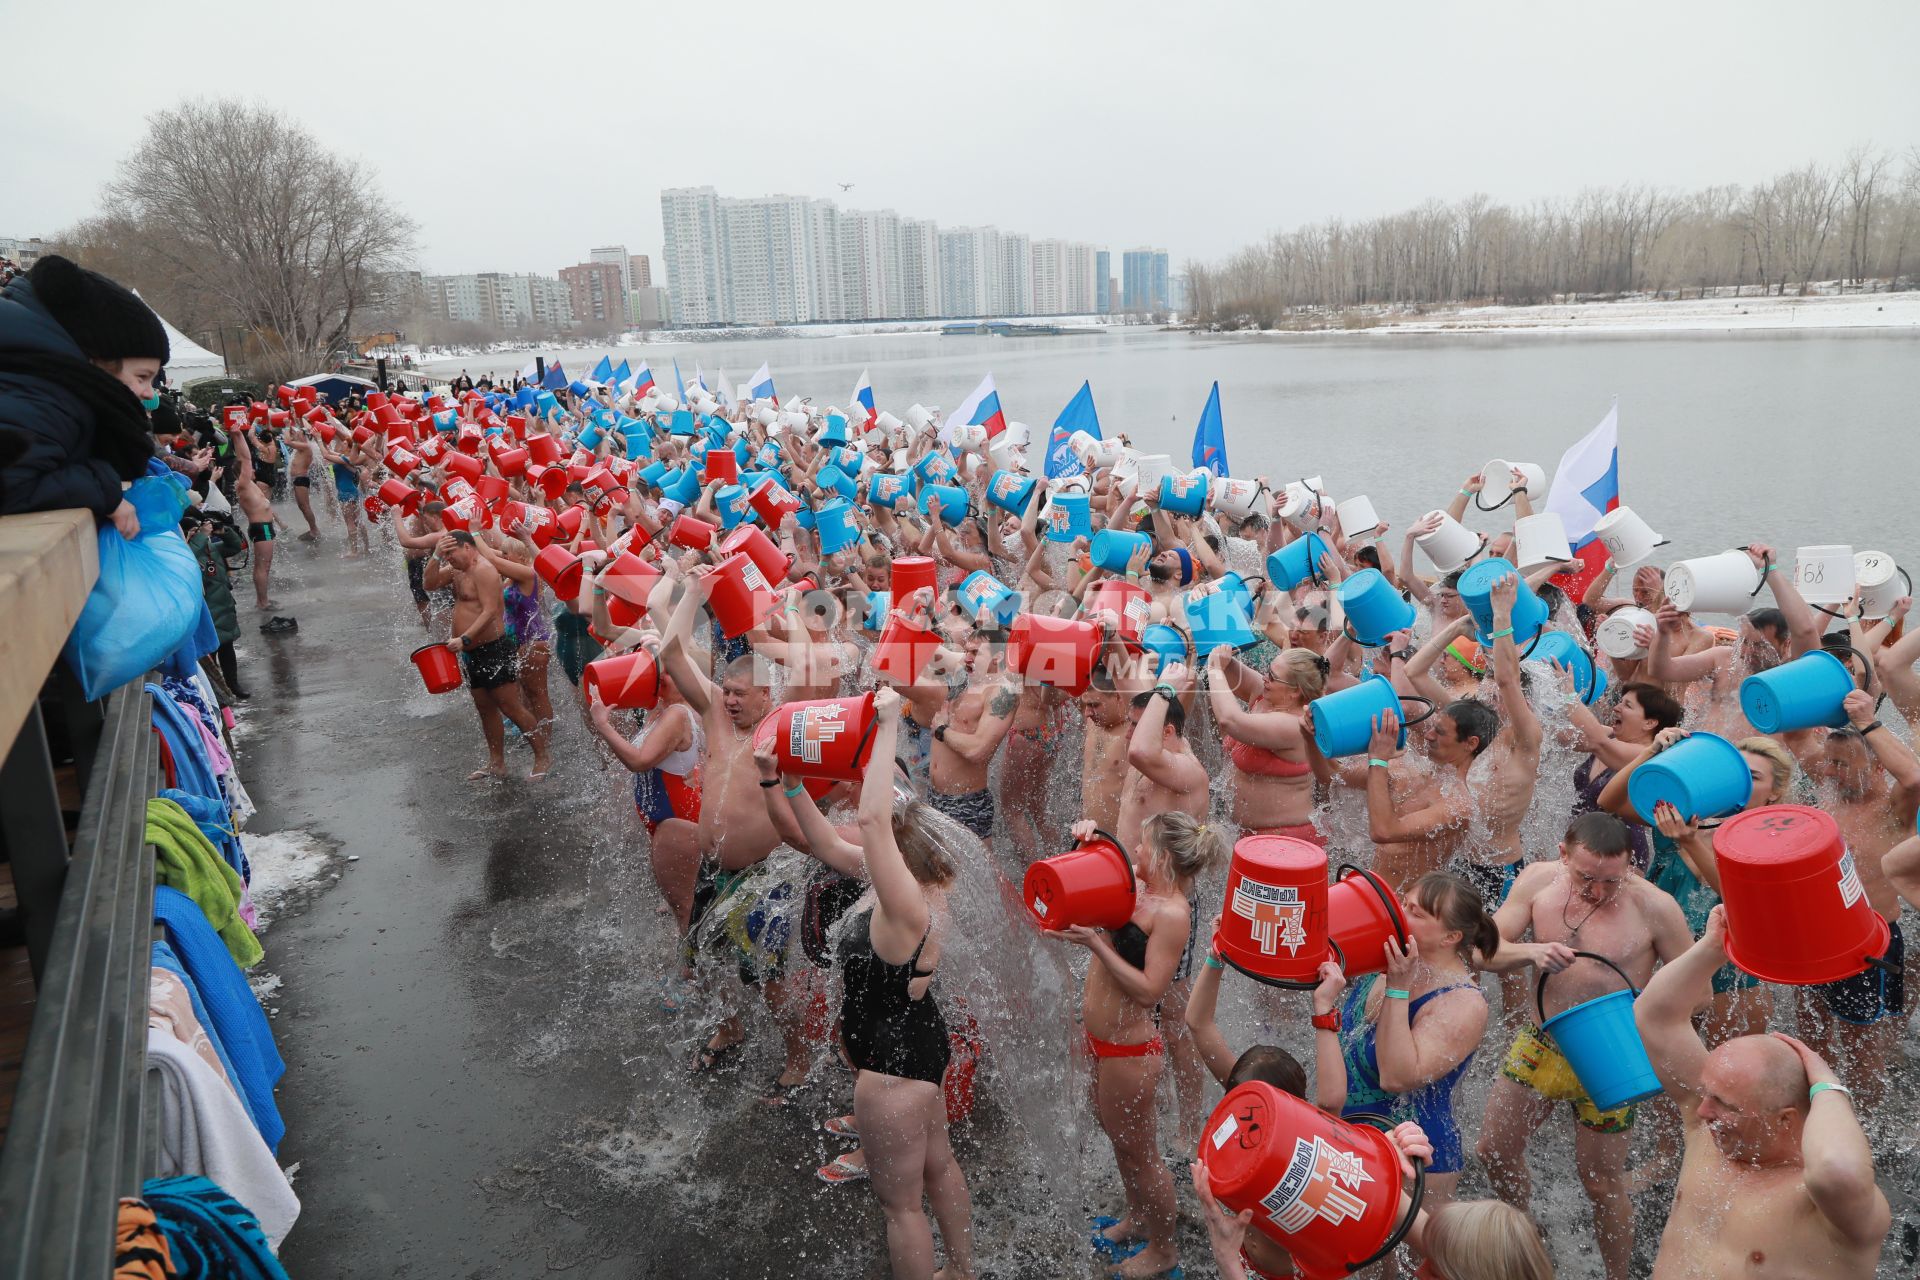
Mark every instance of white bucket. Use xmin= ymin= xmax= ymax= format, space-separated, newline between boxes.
xmin=890 ymin=448 xmax=911 ymax=472
xmin=689 ymin=390 xmax=716 ymax=412
xmin=1594 ymin=506 xmax=1665 ymax=568
xmin=875 ymin=410 xmax=904 ymax=435
xmin=950 ymin=423 xmax=989 ymax=454
xmin=1211 ymin=477 xmax=1266 ymax=519
xmin=1005 ymin=421 xmax=1031 ymax=447
xmin=751 ymin=405 xmax=778 ymax=429
xmin=1512 ymin=512 xmax=1572 ymax=571
xmin=1855 ymin=551 xmax=1909 ymax=620
xmin=1336 ymin=495 xmax=1381 ymax=541
xmin=1047 ymin=475 xmax=1090 ymax=496
xmin=1135 ymin=454 xmax=1174 ymax=490
xmin=1275 ymin=481 xmax=1325 ymax=522
xmin=653 ymin=396 xmax=680 ymax=414
xmin=1485 ymin=458 xmax=1547 ymax=499
xmin=1792 ymin=544 xmax=1856 ymax=606
xmin=1083 ymin=438 xmax=1124 ymax=469
xmin=1665 ymin=550 xmax=1763 ymax=615
xmin=905 ymin=404 xmax=934 ymax=431
xmin=988 ymin=437 xmax=1024 ymax=476
xmin=1596 ymin=606 xmax=1655 ymax=659
xmin=1417 ymin=510 xmax=1483 ymax=573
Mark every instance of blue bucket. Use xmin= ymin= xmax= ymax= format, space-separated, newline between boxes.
xmin=834 ymin=446 xmax=863 ymax=472
xmin=1537 ymin=952 xmax=1664 ymax=1111
xmin=1626 ymin=731 xmax=1751 ymax=823
xmin=668 ymin=409 xmax=698 ymax=436
xmin=794 ymin=504 xmax=816 ymax=532
xmin=1527 ymin=630 xmax=1603 ymax=704
xmin=432 ymin=409 xmax=459 ymax=433
xmin=1266 ymin=533 xmax=1331 ymax=591
xmin=715 ymin=484 xmax=754 ymax=530
xmin=1140 ymin=623 xmax=1190 ymax=676
xmin=569 ymin=380 xmax=591 ymax=398
xmin=535 ymin=391 xmax=559 ymax=417
xmin=659 ymin=467 xmax=702 ymax=507
xmin=819 ymin=413 xmax=850 ymax=447
xmin=815 ymin=500 xmax=860 ymax=556
xmin=1090 ymin=528 xmax=1151 ymax=574
xmin=864 ymin=591 xmax=891 ymax=631
xmin=513 ymin=387 xmax=536 ymax=410
xmin=869 ymin=473 xmax=912 ymax=509
xmin=1337 ymin=569 xmax=1417 ymax=647
xmin=986 ymin=469 xmax=1037 ymax=514
xmin=1740 ymin=649 xmax=1857 ymax=734
xmin=818 ymin=465 xmax=860 ymax=503
xmin=1458 ymin=557 xmax=1551 ymax=649
xmin=1046 ymin=492 xmax=1092 ymax=543
xmin=757 ymin=442 xmax=783 ymax=468
xmin=957 ymin=571 xmax=1021 ymax=626
xmin=912 ymin=451 xmax=956 ymax=489
xmin=637 ymin=460 xmax=669 ymax=487
xmin=1308 ymin=674 xmax=1435 ymax=758
xmin=576 ymin=422 xmax=604 ymax=450
xmin=1182 ymin=572 xmax=1262 ymax=654
xmin=1159 ymin=469 xmax=1210 ymax=516
xmin=919 ymin=483 xmax=969 ymax=526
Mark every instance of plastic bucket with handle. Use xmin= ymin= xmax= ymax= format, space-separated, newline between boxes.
xmin=1594 ymin=506 xmax=1666 ymax=568
xmin=1714 ymin=804 xmax=1893 ymax=985
xmin=1417 ymin=512 xmax=1484 ymax=574
xmin=1045 ymin=492 xmax=1092 ymax=543
xmin=873 ymin=611 xmax=942 ymax=685
xmin=1090 ymin=529 xmax=1152 ymax=575
xmin=1325 ymin=865 xmax=1410 ymax=980
xmin=1512 ymin=512 xmax=1571 ymax=572
xmin=759 ymin=692 xmax=880 ymax=781
xmin=1024 ymin=830 xmax=1135 ymax=931
xmin=1537 ymin=951 xmax=1665 ymax=1111
xmin=1308 ymin=674 xmax=1434 ymax=758
xmin=1159 ymin=469 xmax=1211 ymax=516
xmin=891 ymin=556 xmax=938 ymax=603
xmin=1457 ymin=557 xmax=1550 ymax=650
xmin=1739 ymin=648 xmax=1858 ymax=734
xmin=1337 ymin=569 xmax=1416 ymax=647
xmin=1215 ymin=834 xmax=1332 ymax=989
xmin=1854 ymin=551 xmax=1911 ymax=621
xmin=1007 ymin=614 xmax=1101 ymax=695
xmin=1626 ymin=731 xmax=1752 ymax=824
xmin=410 ymin=643 xmax=463 ymax=694
xmin=583 ymin=649 xmax=663 ymax=710
xmin=1182 ymin=572 xmax=1263 ymax=653
xmin=1084 ymin=580 xmax=1152 ymax=649
xmin=1666 ymin=550 xmax=1764 ymax=615
xmin=1267 ymin=533 xmax=1332 ymax=592
xmin=1528 ymin=630 xmax=1604 ymax=704
xmin=1596 ymin=606 xmax=1654 ymax=660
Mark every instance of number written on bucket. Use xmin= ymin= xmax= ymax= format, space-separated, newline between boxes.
xmin=1262 ymin=1135 xmax=1375 ymax=1234
xmin=1232 ymin=878 xmax=1310 ymax=956
xmin=790 ymin=705 xmax=847 ymax=765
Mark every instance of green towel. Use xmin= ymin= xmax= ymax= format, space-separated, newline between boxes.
xmin=147 ymin=798 xmax=262 ymax=969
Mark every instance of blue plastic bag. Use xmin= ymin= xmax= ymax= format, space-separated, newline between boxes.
xmin=61 ymin=474 xmax=205 ymax=702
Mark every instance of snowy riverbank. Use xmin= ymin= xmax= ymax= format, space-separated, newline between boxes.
xmin=1225 ymin=289 xmax=1920 ymax=337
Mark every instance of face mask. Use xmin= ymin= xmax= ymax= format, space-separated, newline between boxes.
xmin=140 ymin=394 xmax=161 ymax=412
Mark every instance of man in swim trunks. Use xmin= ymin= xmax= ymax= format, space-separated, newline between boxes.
xmin=1077 ymin=667 xmax=1134 ymax=836
xmin=231 ymin=429 xmax=278 ymax=610
xmin=1463 ymin=572 xmax=1545 ymax=909
xmin=284 ymin=424 xmax=321 ymax=540
xmin=394 ymin=500 xmax=451 ymax=628
xmin=1477 ymin=811 xmax=1693 ymax=1280
xmin=423 ymin=532 xmax=552 ymax=781
xmin=927 ymin=629 xmax=1021 ymax=841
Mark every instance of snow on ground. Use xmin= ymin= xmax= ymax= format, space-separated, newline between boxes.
xmin=244 ymin=829 xmax=340 ymax=931
xmin=1250 ymin=289 xmax=1920 ymax=336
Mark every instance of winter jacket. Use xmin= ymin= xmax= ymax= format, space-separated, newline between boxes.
xmin=188 ymin=522 xmax=244 ymax=645
xmin=0 ymin=274 xmax=133 ymax=520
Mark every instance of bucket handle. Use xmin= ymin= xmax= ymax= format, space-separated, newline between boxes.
xmin=1474 ymin=483 xmax=1520 ymax=513
xmin=1536 ymin=949 xmax=1640 ymax=1026
xmin=1223 ymin=938 xmax=1346 ymax=992
xmin=1336 ymin=864 xmax=1409 ymax=950
xmin=1088 ymin=827 xmax=1134 ymax=876
xmin=1348 ymin=1155 xmax=1426 ymax=1272
xmin=1395 ymin=694 xmax=1437 ymax=728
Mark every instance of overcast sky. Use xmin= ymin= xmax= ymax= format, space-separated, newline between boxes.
xmin=7 ymin=0 xmax=1916 ymax=276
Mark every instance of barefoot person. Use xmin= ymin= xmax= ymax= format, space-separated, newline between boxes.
xmin=1477 ymin=812 xmax=1694 ymax=1280
xmin=422 ymin=532 xmax=552 ymax=780
xmin=233 ymin=439 xmax=279 ymax=611
xmin=1636 ymin=906 xmax=1891 ymax=1279
xmin=285 ymin=423 xmax=321 ymax=540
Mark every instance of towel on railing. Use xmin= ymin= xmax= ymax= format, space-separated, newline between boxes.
xmin=144 ymin=1039 xmax=299 ymax=1253
xmin=146 ymin=682 xmax=222 ymax=803
xmin=160 ymin=788 xmax=251 ymax=887
xmin=148 ymin=799 xmax=259 ymax=970
xmin=153 ymin=940 xmax=245 ymax=1112
xmin=153 ymin=887 xmax=283 ymax=1153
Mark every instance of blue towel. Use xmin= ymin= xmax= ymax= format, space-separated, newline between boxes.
xmin=152 ymin=939 xmax=246 ymax=1106
xmin=153 ymin=887 xmax=284 ymax=1152
xmin=142 ymin=1175 xmax=289 ymax=1280
xmin=160 ymin=787 xmax=250 ymax=884
xmin=147 ymin=683 xmax=222 ymax=803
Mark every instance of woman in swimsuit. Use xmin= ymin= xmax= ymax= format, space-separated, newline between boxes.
xmin=1205 ymin=644 xmax=1328 ymax=843
xmin=1053 ymin=812 xmax=1226 ymax=1280
xmin=1312 ymin=871 xmax=1496 ymax=1224
xmin=472 ymin=524 xmax=556 ymax=733
xmin=1562 ymin=681 xmax=1683 ymax=872
xmin=587 ymin=655 xmax=701 ymax=833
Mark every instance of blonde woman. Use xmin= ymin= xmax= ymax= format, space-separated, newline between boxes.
xmin=1205 ymin=645 xmax=1328 ymax=843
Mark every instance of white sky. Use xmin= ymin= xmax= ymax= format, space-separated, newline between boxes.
xmin=6 ymin=0 xmax=1916 ymax=276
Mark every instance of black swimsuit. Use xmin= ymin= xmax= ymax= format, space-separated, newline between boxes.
xmin=838 ymin=909 xmax=949 ymax=1085
xmin=1110 ymin=922 xmax=1150 ymax=971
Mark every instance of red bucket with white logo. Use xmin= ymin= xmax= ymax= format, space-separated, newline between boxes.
xmin=1199 ymin=1082 xmax=1423 ymax=1278
xmin=749 ymin=477 xmax=800 ymax=527
xmin=707 ymin=551 xmax=777 ymax=638
xmin=1216 ymin=835 xmax=1332 ymax=989
xmin=1084 ymin=580 xmax=1152 ymax=649
xmin=719 ymin=525 xmax=791 ymax=587
xmin=1325 ymin=865 xmax=1410 ymax=979
xmin=1023 ymin=830 xmax=1135 ymax=931
xmin=583 ymin=648 xmax=662 ymax=710
xmin=535 ymin=544 xmax=585 ymax=601
xmin=760 ymin=692 xmax=879 ymax=781
xmin=1714 ymin=805 xmax=1893 ymax=985
xmin=1007 ymin=614 xmax=1101 ymax=696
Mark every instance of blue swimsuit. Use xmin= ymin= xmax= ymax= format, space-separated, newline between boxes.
xmin=1336 ymin=973 xmax=1481 ymax=1173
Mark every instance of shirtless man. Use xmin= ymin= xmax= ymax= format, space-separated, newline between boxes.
xmin=232 ymin=438 xmax=279 ymax=611
xmin=285 ymin=424 xmax=321 ymax=540
xmin=394 ymin=501 xmax=450 ymax=628
xmin=927 ymin=630 xmax=1021 ymax=842
xmin=422 ymin=532 xmax=552 ymax=780
xmin=1477 ymin=811 xmax=1694 ymax=1280
xmin=1354 ymin=698 xmax=1491 ymax=892
xmin=1464 ymin=573 xmax=1544 ymax=908
xmin=1637 ymin=906 xmax=1890 ymax=1280
xmin=1077 ymin=668 xmax=1133 ymax=835
xmin=743 ymin=580 xmax=859 ymax=703
xmin=653 ymin=573 xmax=812 ymax=1094
xmin=1801 ymin=689 xmax=1920 ymax=1106
xmin=1582 ymin=560 xmax=1715 ymax=687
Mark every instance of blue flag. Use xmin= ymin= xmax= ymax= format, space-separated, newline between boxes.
xmin=1047 ymin=380 xmax=1100 ymax=479
xmin=590 ymin=355 xmax=614 ymax=385
xmin=542 ymin=360 xmax=568 ymax=391
xmin=610 ymin=359 xmax=630 ymax=389
xmin=1192 ymin=381 xmax=1229 ymax=477
xmin=673 ymin=359 xmax=686 ymax=402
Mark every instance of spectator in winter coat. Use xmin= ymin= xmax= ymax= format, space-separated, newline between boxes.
xmin=185 ymin=505 xmax=248 ymax=699
xmin=0 ymin=255 xmax=170 ymax=537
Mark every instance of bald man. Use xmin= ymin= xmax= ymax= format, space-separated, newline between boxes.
xmin=1636 ymin=905 xmax=1890 ymax=1280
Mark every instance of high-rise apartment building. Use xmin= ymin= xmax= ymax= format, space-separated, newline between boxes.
xmin=1122 ymin=248 xmax=1171 ymax=313
xmin=898 ymin=218 xmax=942 ymax=318
xmin=419 ymin=272 xmax=575 ymax=330
xmin=661 ymin=187 xmax=726 ymax=326
xmin=560 ymin=261 xmax=627 ymax=326
xmin=629 ymin=254 xmax=652 ymax=288
xmin=1096 ymin=251 xmax=1111 ymax=314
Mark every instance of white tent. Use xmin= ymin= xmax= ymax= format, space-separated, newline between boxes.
xmin=157 ymin=312 xmax=226 ymax=382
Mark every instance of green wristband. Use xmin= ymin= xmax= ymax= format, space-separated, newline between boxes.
xmin=1384 ymin=988 xmax=1412 ymax=1000
xmin=1489 ymin=626 xmax=1514 ymax=639
xmin=1203 ymin=953 xmax=1225 ymax=971
xmin=782 ymin=783 xmax=806 ymax=799
xmin=1368 ymin=758 xmax=1390 ymax=769
xmin=1808 ymin=1081 xmax=1851 ymax=1102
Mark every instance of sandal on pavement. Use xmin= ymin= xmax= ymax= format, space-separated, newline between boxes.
xmin=816 ymin=1155 xmax=869 ymax=1185
xmin=822 ymin=1115 xmax=859 ymax=1140
xmin=691 ymin=1037 xmax=744 ymax=1074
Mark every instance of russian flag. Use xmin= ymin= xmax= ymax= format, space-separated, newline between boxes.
xmin=748 ymin=363 xmax=777 ymax=405
xmin=1544 ymin=399 xmax=1621 ymax=599
xmin=851 ymin=369 xmax=876 ymax=419
xmin=944 ymin=373 xmax=1006 ymax=443
xmin=626 ymin=360 xmax=656 ymax=396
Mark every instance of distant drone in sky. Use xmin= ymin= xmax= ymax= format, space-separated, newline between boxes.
xmin=838 ymin=183 xmax=855 ymax=192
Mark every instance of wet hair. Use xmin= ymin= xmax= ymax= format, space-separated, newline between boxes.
xmin=1270 ymin=647 xmax=1330 ymax=700
xmin=1409 ymin=872 xmax=1501 ymax=966
xmin=1746 ymin=606 xmax=1787 ymax=643
xmin=1422 ymin=1201 xmax=1553 ymax=1280
xmin=893 ymin=798 xmax=961 ymax=887
xmin=1619 ymin=682 xmax=1683 ymax=731
xmin=721 ymin=654 xmax=761 ymax=687
xmin=1736 ymin=736 xmax=1796 ymax=802
xmin=1439 ymin=569 xmax=1465 ymax=593
xmin=1088 ymin=665 xmax=1117 ymax=694
xmin=1227 ymin=1045 xmax=1308 ymax=1097
xmin=1202 ymin=533 xmax=1222 ymax=554
xmin=1535 ymin=582 xmax=1567 ymax=617
xmin=1132 ymin=689 xmax=1187 ymax=735
xmin=1565 ymin=811 xmax=1632 ymax=859
xmin=1355 ymin=545 xmax=1381 ymax=570
xmin=1443 ymin=698 xmax=1499 ymax=756
xmin=1141 ymin=811 xmax=1227 ymax=881
xmin=445 ymin=530 xmax=476 ymax=547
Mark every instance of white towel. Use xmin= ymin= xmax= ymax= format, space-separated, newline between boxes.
xmin=148 ymin=1026 xmax=300 ymax=1247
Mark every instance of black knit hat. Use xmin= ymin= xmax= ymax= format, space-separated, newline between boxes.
xmin=28 ymin=254 xmax=170 ymax=365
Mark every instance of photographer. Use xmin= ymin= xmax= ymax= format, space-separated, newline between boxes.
xmin=184 ymin=503 xmax=248 ymax=699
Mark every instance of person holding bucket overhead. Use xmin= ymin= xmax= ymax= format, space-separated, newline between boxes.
xmin=1634 ymin=906 xmax=1891 ymax=1280
xmin=1561 ymin=680 xmax=1685 ymax=872
xmin=1342 ymin=696 xmax=1492 ymax=894
xmin=1597 ymin=728 xmax=1798 ymax=1043
xmin=1205 ymin=644 xmax=1330 ymax=845
xmin=422 ymin=531 xmax=555 ymax=781
xmin=1311 ymin=872 xmax=1499 ymax=1218
xmin=1476 ymin=812 xmax=1695 ymax=1280
xmin=1049 ymin=812 xmax=1227 ymax=1277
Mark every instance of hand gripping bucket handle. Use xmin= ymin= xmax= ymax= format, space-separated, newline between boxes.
xmin=1349 ymin=1158 xmax=1425 ymax=1273
xmin=1336 ymin=863 xmax=1409 ymax=950
xmin=1224 ymin=938 xmax=1345 ymax=991
xmin=1534 ymin=949 xmax=1639 ymax=1026
xmin=1388 ymin=692 xmax=1438 ymax=729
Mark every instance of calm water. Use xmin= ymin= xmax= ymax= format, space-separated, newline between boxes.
xmin=433 ymin=326 xmax=1917 ymax=561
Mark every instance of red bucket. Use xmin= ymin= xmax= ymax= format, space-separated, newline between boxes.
xmin=759 ymin=692 xmax=880 ymax=781
xmin=495 ymin=447 xmax=529 ymax=478
xmin=607 ymin=594 xmax=647 ymax=628
xmin=505 ymin=413 xmax=529 ymax=440
xmin=749 ymin=477 xmax=800 ymax=527
xmin=384 ymin=445 xmax=420 ymax=477
xmin=456 ymin=426 xmax=484 ymax=455
xmin=376 ymin=478 xmax=420 ymax=516
xmin=526 ymin=433 xmax=562 ymax=466
xmin=601 ymin=550 xmax=662 ymax=608
xmin=442 ymin=451 xmax=483 ymax=484
xmin=530 ymin=464 xmax=569 ymax=500
xmin=350 ymin=423 xmax=375 ymax=446
xmin=704 ymin=448 xmax=738 ymax=485
xmin=669 ymin=514 xmax=717 ymax=550
xmin=1200 ymin=1082 xmax=1423 ymax=1277
xmin=944 ymin=1001 xmax=984 ymax=1126
xmin=410 ymin=643 xmax=463 ymax=694
xmin=707 ymin=552 xmax=778 ymax=638
xmin=1714 ymin=805 xmax=1892 ymax=985
xmin=892 ymin=556 xmax=938 ymax=602
xmin=719 ymin=525 xmax=790 ymax=588
xmin=1325 ymin=865 xmax=1410 ymax=979
xmin=1216 ymin=835 xmax=1331 ymax=989
xmin=873 ymin=611 xmax=942 ymax=685
xmin=1084 ymin=580 xmax=1152 ymax=649
xmin=474 ymin=475 xmax=509 ymax=507
xmin=535 ymin=544 xmax=585 ymax=601
xmin=1007 ymin=614 xmax=1101 ymax=696
xmin=439 ymin=495 xmax=490 ymax=533
xmin=1023 ymin=829 xmax=1136 ymax=931
xmin=364 ymin=391 xmax=388 ymax=410
xmin=363 ymin=494 xmax=387 ymax=520
xmin=584 ymin=649 xmax=663 ymax=709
